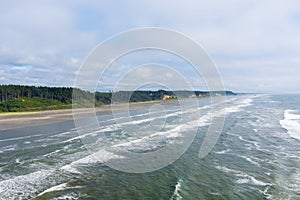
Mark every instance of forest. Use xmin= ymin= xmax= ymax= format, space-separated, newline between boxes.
xmin=0 ymin=85 xmax=235 ymax=112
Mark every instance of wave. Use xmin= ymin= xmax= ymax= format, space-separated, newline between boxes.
xmin=51 ymin=193 xmax=85 ymax=200
xmin=0 ymin=169 xmax=55 ymax=199
xmin=60 ymin=105 xmax=208 ymax=147
xmin=113 ymin=113 xmax=211 ymax=153
xmin=259 ymin=186 xmax=273 ymax=200
xmin=57 ymin=99 xmax=237 ymax=151
xmin=61 ymin=149 xmax=122 ymax=174
xmin=36 ymin=182 xmax=68 ymax=196
xmin=225 ymin=98 xmax=253 ymax=113
xmin=240 ymin=155 xmax=260 ymax=167
xmin=236 ymin=176 xmax=269 ymax=186
xmin=215 ymin=165 xmax=242 ymax=174
xmin=0 ymin=148 xmax=121 ymax=198
xmin=0 ymin=104 xmax=211 ymax=196
xmin=226 ymin=132 xmax=259 ymax=147
xmin=107 ymin=98 xmax=254 ymax=154
xmin=0 ymin=133 xmax=44 ymax=142
xmin=0 ymin=143 xmax=18 ymax=153
xmin=214 ymin=149 xmax=230 ymax=154
xmin=280 ymin=109 xmax=300 ymax=140
xmin=36 ymin=182 xmax=82 ymax=197
xmin=171 ymin=179 xmax=183 ymax=200
xmin=61 ymin=128 xmax=112 ymax=143
xmin=106 ymin=104 xmax=204 ymax=123
xmin=62 ymin=108 xmax=191 ymax=143
xmin=215 ymin=165 xmax=271 ymax=186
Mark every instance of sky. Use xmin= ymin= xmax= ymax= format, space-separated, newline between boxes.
xmin=0 ymin=0 xmax=300 ymax=93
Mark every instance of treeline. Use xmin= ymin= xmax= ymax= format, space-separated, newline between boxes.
xmin=0 ymin=85 xmax=75 ymax=103
xmin=0 ymin=85 xmax=114 ymax=102
xmin=0 ymin=85 xmax=111 ymax=112
xmin=112 ymin=90 xmax=176 ymax=103
xmin=0 ymin=85 xmax=235 ymax=112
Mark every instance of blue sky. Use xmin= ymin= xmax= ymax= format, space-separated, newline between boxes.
xmin=0 ymin=0 xmax=300 ymax=93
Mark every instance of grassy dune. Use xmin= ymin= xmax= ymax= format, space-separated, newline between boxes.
xmin=0 ymin=97 xmax=72 ymax=112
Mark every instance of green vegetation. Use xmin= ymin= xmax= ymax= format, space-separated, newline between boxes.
xmin=0 ymin=85 xmax=108 ymax=112
xmin=0 ymin=85 xmax=236 ymax=112
xmin=0 ymin=97 xmax=72 ymax=112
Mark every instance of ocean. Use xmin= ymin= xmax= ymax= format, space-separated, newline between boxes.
xmin=0 ymin=94 xmax=299 ymax=199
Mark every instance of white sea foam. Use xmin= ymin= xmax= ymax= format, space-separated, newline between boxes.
xmin=215 ymin=166 xmax=242 ymax=174
xmin=36 ymin=182 xmax=82 ymax=197
xmin=73 ymin=149 xmax=121 ymax=164
xmin=236 ymin=179 xmax=249 ymax=184
xmin=259 ymin=186 xmax=273 ymax=199
xmin=44 ymin=149 xmax=63 ymax=158
xmin=61 ymin=149 xmax=122 ymax=174
xmin=248 ymin=176 xmax=270 ymax=186
xmin=49 ymin=131 xmax=74 ymax=138
xmin=62 ymin=108 xmax=193 ymax=144
xmin=51 ymin=193 xmax=85 ymax=200
xmin=0 ymin=169 xmax=54 ymax=199
xmin=226 ymin=132 xmax=259 ymax=147
xmin=225 ymin=98 xmax=253 ymax=114
xmin=66 ymin=105 xmax=211 ymax=154
xmin=0 ymin=149 xmax=116 ymax=198
xmin=236 ymin=174 xmax=270 ymax=186
xmin=113 ymin=114 xmax=211 ymax=150
xmin=36 ymin=182 xmax=68 ymax=196
xmin=216 ymin=165 xmax=271 ymax=186
xmin=60 ymin=164 xmax=81 ymax=174
xmin=61 ymin=126 xmax=119 ymax=143
xmin=64 ymin=102 xmax=217 ymax=149
xmin=235 ymin=175 xmax=270 ymax=186
xmin=280 ymin=109 xmax=300 ymax=140
xmin=0 ymin=133 xmax=44 ymax=142
xmin=105 ymin=107 xmax=175 ymax=122
xmin=214 ymin=149 xmax=230 ymax=154
xmin=119 ymin=107 xmax=196 ymax=126
xmin=171 ymin=179 xmax=183 ymax=200
xmin=240 ymin=155 xmax=260 ymax=167
xmin=0 ymin=143 xmax=19 ymax=153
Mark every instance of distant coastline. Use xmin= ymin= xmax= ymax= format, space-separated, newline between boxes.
xmin=0 ymin=85 xmax=236 ymax=113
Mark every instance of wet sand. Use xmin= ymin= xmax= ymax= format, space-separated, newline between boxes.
xmin=0 ymin=101 xmax=173 ymax=131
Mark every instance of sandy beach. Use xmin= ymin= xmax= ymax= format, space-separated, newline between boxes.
xmin=0 ymin=101 xmax=174 ymax=131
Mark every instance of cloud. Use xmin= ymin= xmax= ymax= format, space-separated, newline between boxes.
xmin=0 ymin=0 xmax=299 ymax=93
xmin=0 ymin=1 xmax=98 ymax=86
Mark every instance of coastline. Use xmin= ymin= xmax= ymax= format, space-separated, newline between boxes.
xmin=0 ymin=100 xmax=174 ymax=131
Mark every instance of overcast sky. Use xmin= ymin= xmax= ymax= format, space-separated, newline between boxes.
xmin=0 ymin=0 xmax=300 ymax=93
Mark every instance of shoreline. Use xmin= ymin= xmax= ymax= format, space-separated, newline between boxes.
xmin=0 ymin=100 xmax=176 ymax=131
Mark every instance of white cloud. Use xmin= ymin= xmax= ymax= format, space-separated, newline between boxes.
xmin=0 ymin=0 xmax=299 ymax=93
xmin=0 ymin=1 xmax=98 ymax=86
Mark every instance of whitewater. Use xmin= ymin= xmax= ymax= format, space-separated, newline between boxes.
xmin=0 ymin=95 xmax=299 ymax=199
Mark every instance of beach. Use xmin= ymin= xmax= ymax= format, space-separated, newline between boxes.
xmin=0 ymin=100 xmax=176 ymax=131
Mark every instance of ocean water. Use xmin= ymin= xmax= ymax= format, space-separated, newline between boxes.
xmin=0 ymin=94 xmax=299 ymax=199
